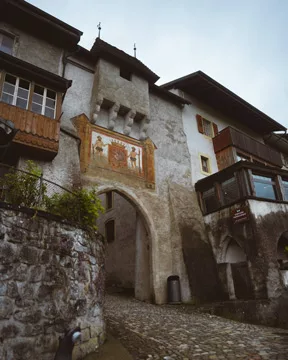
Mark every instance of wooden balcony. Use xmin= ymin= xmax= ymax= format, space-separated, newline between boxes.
xmin=213 ymin=127 xmax=282 ymax=168
xmin=0 ymin=101 xmax=59 ymax=159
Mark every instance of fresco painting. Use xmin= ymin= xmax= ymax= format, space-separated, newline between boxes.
xmin=90 ymin=130 xmax=144 ymax=177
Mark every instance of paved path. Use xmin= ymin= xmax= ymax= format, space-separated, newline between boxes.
xmin=105 ymin=294 xmax=288 ymax=360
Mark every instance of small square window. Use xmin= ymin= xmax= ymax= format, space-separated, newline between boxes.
xmin=201 ymin=156 xmax=210 ymax=174
xmin=0 ymin=32 xmax=14 ymax=55
xmin=120 ymin=68 xmax=132 ymax=81
xmin=202 ymin=118 xmax=213 ymax=137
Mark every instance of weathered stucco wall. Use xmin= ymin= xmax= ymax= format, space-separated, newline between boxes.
xmin=177 ymin=90 xmax=265 ymax=184
xmin=0 ymin=205 xmax=105 ymax=360
xmin=81 ymin=93 xmax=216 ymax=304
xmin=18 ymin=131 xmax=81 ymax=190
xmin=168 ymin=183 xmax=224 ymax=302
xmin=62 ymin=62 xmax=95 ymax=132
xmin=203 ymin=200 xmax=288 ymax=300
xmin=0 ymin=22 xmax=63 ymax=75
xmin=92 ymin=59 xmax=150 ymax=117
xmin=248 ymin=200 xmax=288 ymax=299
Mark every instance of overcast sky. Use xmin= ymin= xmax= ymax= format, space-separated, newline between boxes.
xmin=28 ymin=0 xmax=288 ymax=129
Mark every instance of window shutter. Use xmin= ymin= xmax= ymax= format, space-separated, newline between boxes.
xmin=213 ymin=122 xmax=218 ymax=136
xmin=196 ymin=114 xmax=204 ymax=134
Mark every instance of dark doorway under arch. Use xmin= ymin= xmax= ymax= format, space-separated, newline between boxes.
xmin=219 ymin=237 xmax=252 ymax=300
xmin=277 ymin=231 xmax=288 ymax=288
xmin=97 ymin=190 xmax=152 ymax=302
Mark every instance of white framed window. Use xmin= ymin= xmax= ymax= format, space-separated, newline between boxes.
xmin=31 ymin=85 xmax=57 ymax=118
xmin=1 ymin=74 xmax=30 ymax=109
xmin=200 ymin=154 xmax=211 ymax=174
xmin=1 ymin=73 xmax=57 ymax=119
xmin=0 ymin=32 xmax=14 ymax=55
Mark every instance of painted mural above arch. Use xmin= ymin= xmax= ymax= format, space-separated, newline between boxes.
xmin=73 ymin=114 xmax=156 ymax=189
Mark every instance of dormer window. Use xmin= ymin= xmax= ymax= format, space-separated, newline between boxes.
xmin=1 ymin=73 xmax=57 ymax=119
xmin=0 ymin=32 xmax=14 ymax=55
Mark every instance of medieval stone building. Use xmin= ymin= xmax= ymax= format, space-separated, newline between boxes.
xmin=1 ymin=0 xmax=288 ymax=306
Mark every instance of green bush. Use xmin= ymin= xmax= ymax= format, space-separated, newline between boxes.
xmin=45 ymin=187 xmax=104 ymax=230
xmin=0 ymin=160 xmax=104 ymax=231
xmin=0 ymin=160 xmax=47 ymax=208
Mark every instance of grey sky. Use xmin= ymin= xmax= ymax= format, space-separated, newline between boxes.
xmin=28 ymin=0 xmax=288 ymax=129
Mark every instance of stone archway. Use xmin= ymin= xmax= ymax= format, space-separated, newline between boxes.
xmin=96 ymin=185 xmax=154 ymax=302
xmin=218 ymin=236 xmax=252 ymax=300
xmin=277 ymin=231 xmax=288 ymax=288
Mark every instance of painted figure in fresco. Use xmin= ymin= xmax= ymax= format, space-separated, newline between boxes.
xmin=128 ymin=146 xmax=140 ymax=169
xmin=93 ymin=135 xmax=107 ymax=157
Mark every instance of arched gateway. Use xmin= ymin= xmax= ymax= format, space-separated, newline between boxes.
xmin=97 ymin=185 xmax=154 ymax=302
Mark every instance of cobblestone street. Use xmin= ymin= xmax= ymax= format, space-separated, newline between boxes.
xmin=105 ymin=294 xmax=288 ymax=360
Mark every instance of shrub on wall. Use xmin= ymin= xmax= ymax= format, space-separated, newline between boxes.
xmin=0 ymin=160 xmax=104 ymax=230
xmin=0 ymin=160 xmax=47 ymax=208
xmin=45 ymin=188 xmax=104 ymax=230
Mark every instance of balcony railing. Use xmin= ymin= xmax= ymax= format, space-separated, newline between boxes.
xmin=195 ymin=161 xmax=288 ymax=214
xmin=0 ymin=101 xmax=59 ymax=158
xmin=213 ymin=127 xmax=282 ymax=168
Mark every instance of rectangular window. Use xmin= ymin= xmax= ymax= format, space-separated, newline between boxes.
xmin=221 ymin=176 xmax=240 ymax=205
xmin=1 ymin=74 xmax=30 ymax=109
xmin=1 ymin=73 xmax=57 ymax=118
xmin=196 ymin=114 xmax=218 ymax=137
xmin=202 ymin=118 xmax=213 ymax=137
xmin=105 ymin=219 xmax=115 ymax=243
xmin=252 ymin=174 xmax=276 ymax=200
xmin=202 ymin=187 xmax=218 ymax=213
xmin=106 ymin=191 xmax=113 ymax=210
xmin=201 ymin=155 xmax=210 ymax=174
xmin=282 ymin=179 xmax=288 ymax=200
xmin=0 ymin=33 xmax=14 ymax=55
xmin=120 ymin=68 xmax=132 ymax=81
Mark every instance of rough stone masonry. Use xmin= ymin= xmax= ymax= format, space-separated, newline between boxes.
xmin=0 ymin=204 xmax=106 ymax=360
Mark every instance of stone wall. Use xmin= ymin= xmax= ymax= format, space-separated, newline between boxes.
xmin=203 ymin=199 xmax=288 ymax=301
xmin=0 ymin=204 xmax=105 ymax=360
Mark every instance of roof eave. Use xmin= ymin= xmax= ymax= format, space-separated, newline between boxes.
xmin=0 ymin=0 xmax=82 ymax=47
xmin=149 ymin=84 xmax=190 ymax=106
xmin=91 ymin=38 xmax=160 ymax=84
xmin=162 ymin=71 xmax=285 ymax=133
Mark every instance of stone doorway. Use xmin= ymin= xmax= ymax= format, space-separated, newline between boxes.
xmin=97 ymin=189 xmax=152 ymax=302
xmin=218 ymin=237 xmax=252 ymax=300
xmin=277 ymin=231 xmax=288 ymax=288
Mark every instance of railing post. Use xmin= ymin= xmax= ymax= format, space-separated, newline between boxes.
xmin=276 ymin=175 xmax=285 ymax=201
xmin=39 ymin=173 xmax=43 ymax=206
